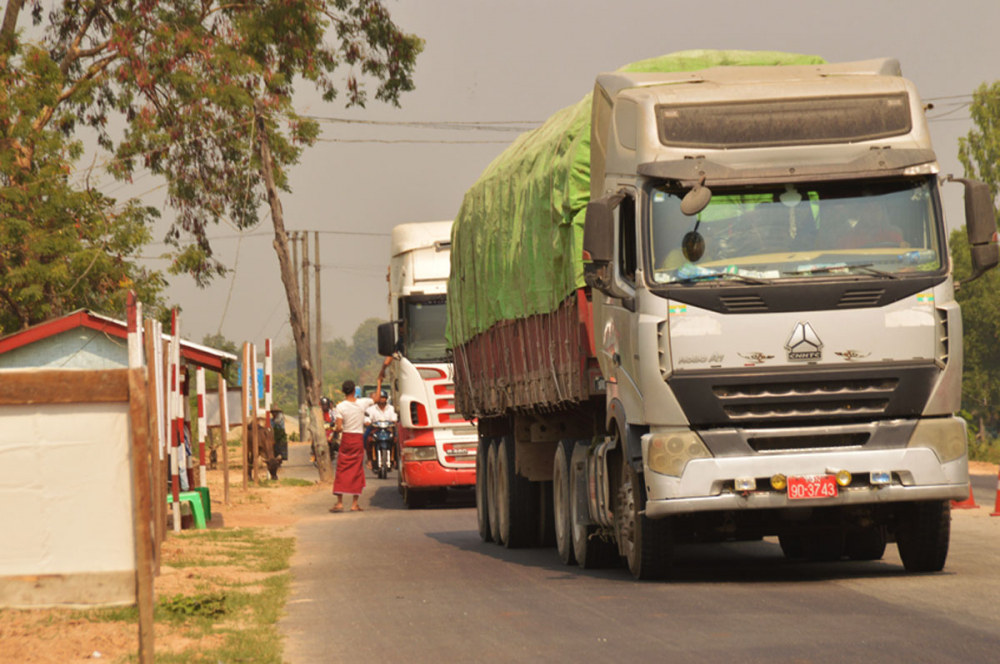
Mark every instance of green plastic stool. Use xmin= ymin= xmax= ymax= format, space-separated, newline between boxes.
xmin=167 ymin=491 xmax=207 ymax=529
xmin=193 ymin=486 xmax=212 ymax=521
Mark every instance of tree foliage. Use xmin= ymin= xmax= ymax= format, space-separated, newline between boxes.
xmin=0 ymin=40 xmax=164 ymax=334
xmin=955 ymin=81 xmax=1000 ymax=440
xmin=1 ymin=0 xmax=422 ymax=291
xmin=272 ymin=317 xmax=385 ymax=411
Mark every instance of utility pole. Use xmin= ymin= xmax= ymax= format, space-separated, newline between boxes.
xmin=291 ymin=231 xmax=305 ymax=442
xmin=314 ymin=231 xmax=323 ymax=397
xmin=301 ymin=230 xmax=312 ymax=443
xmin=254 ymin=100 xmax=332 ymax=480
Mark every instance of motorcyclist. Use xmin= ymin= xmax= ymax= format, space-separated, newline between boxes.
xmin=365 ymin=390 xmax=397 ymax=469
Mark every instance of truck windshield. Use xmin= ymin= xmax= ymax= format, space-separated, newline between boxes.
xmin=404 ymin=298 xmax=448 ymax=362
xmin=648 ymin=177 xmax=942 ymax=284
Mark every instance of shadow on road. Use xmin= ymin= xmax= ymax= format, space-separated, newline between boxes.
xmin=425 ymin=529 xmax=926 ymax=584
xmin=367 ymin=484 xmax=477 ymax=511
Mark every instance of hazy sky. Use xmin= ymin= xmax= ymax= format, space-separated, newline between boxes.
xmin=119 ymin=0 xmax=1000 ymax=350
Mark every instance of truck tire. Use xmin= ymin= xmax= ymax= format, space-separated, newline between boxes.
xmin=846 ymin=527 xmax=886 ymax=561
xmin=552 ymin=440 xmax=576 ymax=565
xmin=570 ymin=449 xmax=618 ymax=569
xmin=476 ymin=437 xmax=492 ymax=542
xmin=896 ymin=500 xmax=950 ymax=572
xmin=487 ymin=439 xmax=501 ymax=545
xmin=618 ymin=463 xmax=672 ymax=580
xmin=497 ymin=436 xmax=535 ymax=548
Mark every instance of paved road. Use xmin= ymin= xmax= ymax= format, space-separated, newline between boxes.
xmin=279 ymin=447 xmax=1000 ymax=663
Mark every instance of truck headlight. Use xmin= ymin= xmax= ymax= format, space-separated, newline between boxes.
xmin=645 ymin=431 xmax=712 ymax=477
xmin=403 ymin=446 xmax=438 ymax=462
xmin=907 ymin=418 xmax=967 ymax=464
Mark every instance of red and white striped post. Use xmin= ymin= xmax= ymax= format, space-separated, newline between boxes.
xmin=126 ymin=291 xmax=144 ymax=368
xmin=990 ymin=468 xmax=1000 ymax=517
xmin=196 ymin=367 xmax=207 ymax=487
xmin=264 ymin=339 xmax=272 ymax=428
xmin=169 ymin=310 xmax=182 ymax=532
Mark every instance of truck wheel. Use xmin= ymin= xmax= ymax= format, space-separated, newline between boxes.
xmin=552 ymin=440 xmax=576 ymax=565
xmin=846 ymin=527 xmax=886 ymax=561
xmin=476 ymin=437 xmax=492 ymax=542
xmin=618 ymin=463 xmax=672 ymax=580
xmin=778 ymin=532 xmax=806 ymax=559
xmin=896 ymin=500 xmax=950 ymax=572
xmin=497 ymin=437 xmax=535 ymax=548
xmin=487 ymin=439 xmax=501 ymax=545
xmin=570 ymin=450 xmax=618 ymax=569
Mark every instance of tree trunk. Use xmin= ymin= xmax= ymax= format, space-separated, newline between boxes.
xmin=254 ymin=101 xmax=333 ymax=481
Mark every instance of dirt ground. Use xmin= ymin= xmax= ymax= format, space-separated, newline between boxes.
xmin=0 ymin=467 xmax=324 ymax=664
xmin=969 ymin=460 xmax=999 ymax=476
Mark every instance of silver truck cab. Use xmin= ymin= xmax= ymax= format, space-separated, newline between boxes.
xmin=582 ymin=59 xmax=998 ymax=576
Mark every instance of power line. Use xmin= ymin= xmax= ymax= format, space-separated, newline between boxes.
xmin=301 ymin=114 xmax=542 ymax=131
xmin=316 ymin=137 xmax=513 ymax=144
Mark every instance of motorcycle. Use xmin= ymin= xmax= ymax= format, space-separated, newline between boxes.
xmin=370 ymin=420 xmax=395 ymax=479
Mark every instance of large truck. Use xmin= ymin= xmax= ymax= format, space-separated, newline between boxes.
xmin=446 ymin=51 xmax=999 ymax=579
xmin=378 ymin=222 xmax=478 ymax=508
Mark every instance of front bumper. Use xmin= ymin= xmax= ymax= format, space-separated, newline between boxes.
xmin=644 ymin=447 xmax=969 ymax=518
xmin=401 ymin=460 xmax=476 ymax=490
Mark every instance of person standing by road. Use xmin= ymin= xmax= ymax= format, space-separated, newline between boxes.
xmin=330 ymin=358 xmax=391 ymax=512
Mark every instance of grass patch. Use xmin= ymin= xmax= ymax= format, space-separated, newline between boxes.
xmin=259 ymin=477 xmax=314 ymax=488
xmin=169 ymin=528 xmax=294 ymax=573
xmin=89 ymin=528 xmax=295 ymax=663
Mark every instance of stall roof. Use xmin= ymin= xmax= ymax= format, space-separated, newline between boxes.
xmin=0 ymin=310 xmax=238 ymax=372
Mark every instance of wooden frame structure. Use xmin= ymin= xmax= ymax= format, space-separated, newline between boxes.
xmin=0 ymin=368 xmax=155 ymax=663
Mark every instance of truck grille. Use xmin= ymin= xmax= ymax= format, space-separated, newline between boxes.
xmin=668 ymin=363 xmax=937 ymax=427
xmin=715 ymin=378 xmax=896 ymax=422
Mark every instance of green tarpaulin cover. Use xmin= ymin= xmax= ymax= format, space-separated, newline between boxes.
xmin=447 ymin=50 xmax=825 ymax=347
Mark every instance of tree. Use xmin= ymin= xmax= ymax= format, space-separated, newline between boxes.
xmin=0 ymin=42 xmax=164 ymax=334
xmin=2 ymin=0 xmax=422 ymax=478
xmin=956 ymin=81 xmax=1000 ymax=440
xmin=1 ymin=0 xmax=422 ymax=282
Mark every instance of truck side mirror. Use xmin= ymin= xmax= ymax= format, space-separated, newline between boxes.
xmin=955 ymin=177 xmax=999 ymax=283
xmin=583 ymin=192 xmax=626 ymax=291
xmin=377 ymin=322 xmax=396 ymax=357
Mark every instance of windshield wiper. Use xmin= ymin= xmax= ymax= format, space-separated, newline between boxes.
xmin=678 ymin=272 xmax=771 ymax=286
xmin=782 ymin=263 xmax=898 ymax=279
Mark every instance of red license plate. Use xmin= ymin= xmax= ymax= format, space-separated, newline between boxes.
xmin=787 ymin=475 xmax=838 ymax=500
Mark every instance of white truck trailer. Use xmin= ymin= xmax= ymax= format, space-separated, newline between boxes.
xmin=447 ymin=51 xmax=999 ymax=579
xmin=379 ymin=222 xmax=478 ymax=508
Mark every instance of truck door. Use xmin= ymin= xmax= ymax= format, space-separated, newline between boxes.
xmin=602 ymin=189 xmax=641 ymax=407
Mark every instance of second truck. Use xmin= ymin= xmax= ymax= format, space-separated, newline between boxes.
xmin=446 ymin=50 xmax=998 ymax=579
xmin=379 ymin=221 xmax=478 ymax=508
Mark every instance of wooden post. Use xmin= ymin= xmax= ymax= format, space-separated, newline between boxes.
xmin=240 ymin=342 xmax=250 ymax=489
xmin=314 ymin=232 xmax=322 ymax=395
xmin=128 ymin=368 xmax=155 ymax=664
xmin=196 ymin=368 xmax=207 ymax=487
xmin=301 ymin=231 xmax=312 ymax=444
xmin=219 ymin=375 xmax=231 ymax=505
xmin=159 ymin=336 xmax=169 ymax=546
